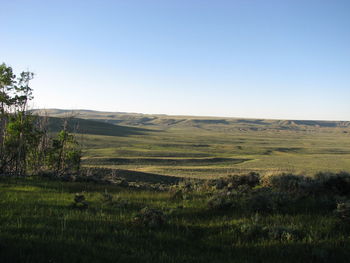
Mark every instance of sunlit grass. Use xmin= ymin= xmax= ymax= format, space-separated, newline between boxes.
xmin=79 ymin=123 xmax=350 ymax=178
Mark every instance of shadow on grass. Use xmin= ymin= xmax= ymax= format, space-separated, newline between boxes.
xmin=83 ymin=157 xmax=251 ymax=166
xmin=80 ymin=167 xmax=182 ymax=185
xmin=47 ymin=117 xmax=156 ymax=137
xmin=1 ymin=221 xmax=349 ymax=263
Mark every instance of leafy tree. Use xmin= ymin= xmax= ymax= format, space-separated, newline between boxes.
xmin=47 ymin=128 xmax=82 ymax=176
xmin=0 ymin=62 xmax=82 ymax=176
xmin=0 ymin=63 xmax=16 ymax=170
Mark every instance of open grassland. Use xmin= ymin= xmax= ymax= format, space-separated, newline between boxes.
xmin=1 ymin=176 xmax=350 ymax=263
xmin=74 ymin=115 xmax=350 ymax=178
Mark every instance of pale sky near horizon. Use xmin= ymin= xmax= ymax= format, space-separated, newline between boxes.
xmin=1 ymin=0 xmax=350 ymax=120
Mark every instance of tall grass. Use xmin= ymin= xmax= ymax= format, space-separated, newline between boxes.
xmin=0 ymin=175 xmax=349 ymax=262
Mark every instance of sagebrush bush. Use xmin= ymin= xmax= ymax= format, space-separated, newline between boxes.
xmin=228 ymin=172 xmax=260 ymax=188
xmin=267 ymin=226 xmax=302 ymax=242
xmin=100 ymin=190 xmax=113 ymax=203
xmin=239 ymin=188 xmax=292 ymax=213
xmin=208 ymin=185 xmax=294 ymax=213
xmin=240 ymin=223 xmax=266 ymax=240
xmin=72 ymin=193 xmax=88 ymax=209
xmin=334 ymin=201 xmax=350 ymax=221
xmin=315 ymin=172 xmax=350 ymax=196
xmin=207 ymin=192 xmax=234 ymax=210
xmin=235 ymin=222 xmax=267 ymax=242
xmin=212 ymin=172 xmax=260 ymax=191
xmin=133 ymin=207 xmax=167 ymax=228
xmin=214 ymin=178 xmax=227 ymax=190
xmin=169 ymin=189 xmax=184 ymax=201
xmin=113 ymin=196 xmax=129 ymax=208
xmin=261 ymin=173 xmax=314 ymax=196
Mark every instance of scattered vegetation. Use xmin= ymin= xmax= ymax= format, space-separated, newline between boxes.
xmin=0 ymin=171 xmax=350 ymax=262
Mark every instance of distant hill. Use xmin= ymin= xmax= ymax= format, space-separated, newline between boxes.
xmin=31 ymin=109 xmax=350 ymax=131
xmin=44 ymin=116 xmax=151 ymax=137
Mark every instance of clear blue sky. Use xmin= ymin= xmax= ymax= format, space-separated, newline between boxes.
xmin=1 ymin=0 xmax=350 ymax=120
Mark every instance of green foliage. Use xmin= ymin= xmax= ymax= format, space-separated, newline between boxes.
xmin=0 ymin=63 xmax=37 ymax=175
xmin=47 ymin=130 xmax=82 ymax=176
xmin=0 ymin=62 xmax=82 ymax=176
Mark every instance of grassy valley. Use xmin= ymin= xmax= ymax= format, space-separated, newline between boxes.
xmin=34 ymin=109 xmax=350 ymax=178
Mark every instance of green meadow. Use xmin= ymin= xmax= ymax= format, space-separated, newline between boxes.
xmin=1 ymin=175 xmax=350 ymax=263
xmin=49 ymin=110 xmax=350 ymax=179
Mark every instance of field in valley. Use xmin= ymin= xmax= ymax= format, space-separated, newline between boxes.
xmin=39 ymin=109 xmax=350 ymax=179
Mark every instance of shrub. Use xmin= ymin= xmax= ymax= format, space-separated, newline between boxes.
xmin=334 ymin=200 xmax=350 ymax=221
xmin=207 ymin=193 xmax=233 ymax=210
xmin=133 ymin=207 xmax=167 ymax=228
xmin=231 ymin=187 xmax=293 ymax=214
xmin=240 ymin=223 xmax=265 ymax=240
xmin=177 ymin=180 xmax=195 ymax=192
xmin=229 ymin=184 xmax=252 ymax=195
xmin=214 ymin=172 xmax=260 ymax=191
xmin=310 ymin=248 xmax=331 ymax=263
xmin=236 ymin=222 xmax=267 ymax=241
xmin=113 ymin=196 xmax=129 ymax=208
xmin=267 ymin=226 xmax=302 ymax=241
xmin=315 ymin=172 xmax=350 ymax=196
xmin=169 ymin=189 xmax=184 ymax=201
xmin=100 ymin=190 xmax=113 ymax=203
xmin=214 ymin=178 xmax=228 ymax=190
xmin=72 ymin=193 xmax=88 ymax=209
xmin=116 ymin=179 xmax=129 ymax=187
xmin=261 ymin=173 xmax=314 ymax=196
xmin=228 ymin=172 xmax=260 ymax=188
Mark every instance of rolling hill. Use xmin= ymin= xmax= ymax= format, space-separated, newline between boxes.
xmin=32 ymin=109 xmax=350 ymax=131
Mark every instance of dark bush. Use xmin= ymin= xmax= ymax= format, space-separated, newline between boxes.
xmin=228 ymin=172 xmax=260 ymax=188
xmin=213 ymin=172 xmax=260 ymax=191
xmin=133 ymin=207 xmax=167 ymax=228
xmin=226 ymin=172 xmax=260 ymax=189
xmin=72 ymin=193 xmax=88 ymax=209
xmin=236 ymin=222 xmax=267 ymax=241
xmin=315 ymin=172 xmax=350 ymax=196
xmin=100 ymin=190 xmax=113 ymax=203
xmin=207 ymin=193 xmax=233 ymax=210
xmin=267 ymin=226 xmax=302 ymax=241
xmin=169 ymin=189 xmax=184 ymax=201
xmin=214 ymin=178 xmax=227 ymax=190
xmin=261 ymin=173 xmax=314 ymax=196
xmin=242 ymin=188 xmax=293 ymax=213
xmin=334 ymin=201 xmax=350 ymax=221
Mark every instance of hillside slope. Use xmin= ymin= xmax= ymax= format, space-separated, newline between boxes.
xmin=32 ymin=109 xmax=350 ymax=131
xmin=45 ymin=116 xmax=152 ymax=137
